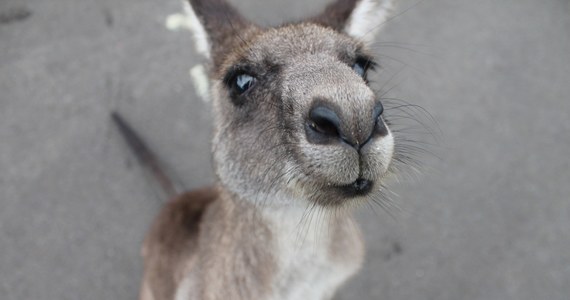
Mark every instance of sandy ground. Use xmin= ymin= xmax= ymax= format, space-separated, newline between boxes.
xmin=1 ymin=0 xmax=569 ymax=299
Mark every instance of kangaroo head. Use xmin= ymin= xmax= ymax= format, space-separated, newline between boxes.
xmin=187 ymin=0 xmax=396 ymax=207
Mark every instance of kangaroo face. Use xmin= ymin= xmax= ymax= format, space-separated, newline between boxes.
xmin=211 ymin=24 xmax=393 ymax=206
xmin=187 ymin=0 xmax=396 ymax=207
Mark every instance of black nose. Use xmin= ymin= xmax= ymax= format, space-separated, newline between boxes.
xmin=306 ymin=102 xmax=386 ymax=148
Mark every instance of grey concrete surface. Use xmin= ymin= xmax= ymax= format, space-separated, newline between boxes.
xmin=1 ymin=0 xmax=569 ymax=299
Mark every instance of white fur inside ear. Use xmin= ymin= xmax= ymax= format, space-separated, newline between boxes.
xmin=190 ymin=64 xmax=210 ymax=102
xmin=345 ymin=0 xmax=394 ymax=45
xmin=181 ymin=1 xmax=211 ymax=59
xmin=165 ymin=6 xmax=211 ymax=59
xmin=165 ymin=13 xmax=190 ymax=31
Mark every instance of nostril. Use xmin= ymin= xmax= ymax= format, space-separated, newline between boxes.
xmin=373 ymin=102 xmax=384 ymax=122
xmin=308 ymin=105 xmax=341 ymax=138
xmin=371 ymin=101 xmax=389 ymax=138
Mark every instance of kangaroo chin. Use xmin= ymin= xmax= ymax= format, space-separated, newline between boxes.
xmin=115 ymin=1 xmax=400 ymax=299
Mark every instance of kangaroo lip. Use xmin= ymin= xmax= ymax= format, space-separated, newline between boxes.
xmin=335 ymin=178 xmax=373 ymax=197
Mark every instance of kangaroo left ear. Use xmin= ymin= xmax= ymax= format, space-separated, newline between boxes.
xmin=312 ymin=0 xmax=395 ymax=45
xmin=183 ymin=0 xmax=255 ymax=67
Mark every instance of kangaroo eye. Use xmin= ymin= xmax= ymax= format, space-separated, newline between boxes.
xmin=234 ymin=73 xmax=255 ymax=94
xmin=223 ymin=67 xmax=257 ymax=105
xmin=352 ymin=62 xmax=366 ymax=77
xmin=352 ymin=57 xmax=376 ymax=79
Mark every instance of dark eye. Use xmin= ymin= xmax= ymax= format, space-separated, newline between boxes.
xmin=234 ymin=73 xmax=255 ymax=94
xmin=223 ymin=67 xmax=257 ymax=105
xmin=352 ymin=57 xmax=376 ymax=79
xmin=352 ymin=61 xmax=366 ymax=77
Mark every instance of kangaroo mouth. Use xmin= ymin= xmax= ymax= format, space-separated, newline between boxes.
xmin=334 ymin=178 xmax=373 ymax=197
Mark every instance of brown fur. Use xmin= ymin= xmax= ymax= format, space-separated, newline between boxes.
xmin=141 ymin=187 xmax=277 ymax=300
xmin=141 ymin=187 xmax=217 ymax=300
xmin=196 ymin=191 xmax=276 ymax=299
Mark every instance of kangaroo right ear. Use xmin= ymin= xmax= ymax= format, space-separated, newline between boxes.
xmin=312 ymin=0 xmax=395 ymax=45
xmin=184 ymin=0 xmax=253 ymax=64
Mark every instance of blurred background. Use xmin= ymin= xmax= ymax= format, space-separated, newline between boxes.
xmin=1 ymin=0 xmax=569 ymax=299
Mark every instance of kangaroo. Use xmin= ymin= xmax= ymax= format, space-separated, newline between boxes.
xmin=114 ymin=0 xmax=400 ymax=299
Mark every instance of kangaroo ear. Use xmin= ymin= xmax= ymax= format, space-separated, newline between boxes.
xmin=184 ymin=0 xmax=252 ymax=64
xmin=312 ymin=0 xmax=394 ymax=45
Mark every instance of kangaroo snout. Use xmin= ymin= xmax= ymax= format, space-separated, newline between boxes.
xmin=306 ymin=100 xmax=388 ymax=150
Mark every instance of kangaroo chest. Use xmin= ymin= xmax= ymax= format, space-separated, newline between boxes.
xmin=175 ymin=201 xmax=364 ymax=300
xmin=266 ymin=210 xmax=364 ymax=300
xmin=270 ymin=237 xmax=361 ymax=300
